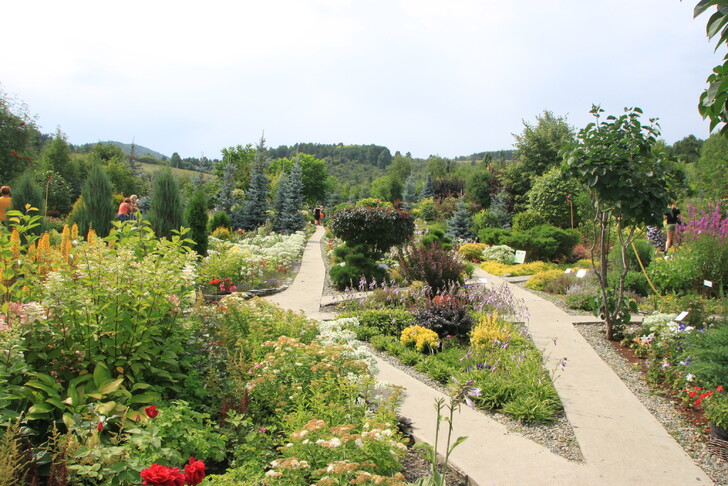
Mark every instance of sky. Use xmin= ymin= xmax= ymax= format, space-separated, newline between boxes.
xmin=1 ymin=0 xmax=723 ymax=160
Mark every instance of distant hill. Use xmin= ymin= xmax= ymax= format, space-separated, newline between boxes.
xmin=77 ymin=141 xmax=168 ymax=160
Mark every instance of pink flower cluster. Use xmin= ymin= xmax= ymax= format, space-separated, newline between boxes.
xmin=679 ymin=202 xmax=728 ymax=242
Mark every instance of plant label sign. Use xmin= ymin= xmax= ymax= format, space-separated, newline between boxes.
xmin=704 ymin=280 xmax=713 ymax=288
xmin=576 ymin=269 xmax=587 ymax=278
xmin=565 ymin=268 xmax=572 ymax=274
xmin=675 ymin=311 xmax=689 ymax=321
xmin=479 ymin=277 xmax=488 ymax=284
xmin=513 ymin=250 xmax=526 ymax=264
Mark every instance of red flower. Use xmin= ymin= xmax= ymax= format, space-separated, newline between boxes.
xmin=237 ymin=229 xmax=243 ymax=234
xmin=183 ymin=457 xmax=206 ymax=486
xmin=140 ymin=464 xmax=185 ymax=486
xmin=144 ymin=405 xmax=159 ymax=418
xmin=209 ymin=278 xmax=220 ymax=285
xmin=717 ymin=385 xmax=725 ymax=393
xmin=96 ymin=421 xmax=104 ymax=431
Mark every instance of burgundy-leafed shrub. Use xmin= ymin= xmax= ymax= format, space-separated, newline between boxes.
xmin=395 ymin=243 xmax=465 ymax=293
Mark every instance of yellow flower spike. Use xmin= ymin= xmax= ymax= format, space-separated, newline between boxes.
xmin=9 ymin=229 xmax=21 ymax=259
xmin=70 ymin=223 xmax=78 ymax=241
xmin=87 ymin=229 xmax=97 ymax=244
xmin=60 ymin=225 xmax=71 ymax=263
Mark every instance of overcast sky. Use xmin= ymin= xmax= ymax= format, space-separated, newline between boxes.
xmin=1 ymin=0 xmax=722 ymax=160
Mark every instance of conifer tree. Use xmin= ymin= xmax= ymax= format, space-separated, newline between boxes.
xmin=215 ymin=162 xmax=237 ymax=214
xmin=421 ymin=173 xmax=434 ymax=199
xmin=272 ymin=175 xmax=289 ymax=232
xmin=402 ymin=173 xmax=418 ymax=209
xmin=79 ymin=165 xmax=115 ymax=237
xmin=149 ymin=167 xmax=183 ymax=238
xmin=446 ymin=200 xmax=475 ymax=241
xmin=233 ymin=136 xmax=270 ymax=231
xmin=185 ymin=189 xmax=209 ymax=256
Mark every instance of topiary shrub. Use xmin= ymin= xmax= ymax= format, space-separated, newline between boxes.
xmin=420 ymin=227 xmax=452 ymax=251
xmin=329 ymin=205 xmax=415 ymax=258
xmin=329 ymin=243 xmax=387 ymax=290
xmin=395 ymin=243 xmax=465 ymax=292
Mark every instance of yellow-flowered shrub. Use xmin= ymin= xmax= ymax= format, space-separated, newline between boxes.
xmin=470 ymin=312 xmax=510 ymax=349
xmin=211 ymin=226 xmax=232 ymax=240
xmin=458 ymin=242 xmax=486 ymax=261
xmin=480 ymin=260 xmax=555 ymax=276
xmin=400 ymin=325 xmax=439 ymax=353
xmin=525 ymin=269 xmax=564 ymax=291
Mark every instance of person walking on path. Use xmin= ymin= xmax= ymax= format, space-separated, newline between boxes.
xmin=313 ymin=206 xmax=324 ymax=226
xmin=0 ymin=186 xmax=11 ymax=222
xmin=664 ymin=201 xmax=681 ymax=253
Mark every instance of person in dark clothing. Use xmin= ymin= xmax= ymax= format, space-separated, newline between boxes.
xmin=664 ymin=201 xmax=681 ymax=252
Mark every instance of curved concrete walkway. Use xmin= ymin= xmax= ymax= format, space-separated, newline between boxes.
xmin=265 ymin=227 xmax=714 ymax=486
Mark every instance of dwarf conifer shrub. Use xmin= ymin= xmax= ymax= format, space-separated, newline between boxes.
xmin=208 ymin=211 xmax=231 ymax=233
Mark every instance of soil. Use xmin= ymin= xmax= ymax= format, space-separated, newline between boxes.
xmin=401 ymin=448 xmax=469 ymax=485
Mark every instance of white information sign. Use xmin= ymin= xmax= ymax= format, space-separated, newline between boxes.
xmin=565 ymin=268 xmax=572 ymax=274
xmin=575 ymin=269 xmax=587 ymax=278
xmin=704 ymin=280 xmax=714 ymax=288
xmin=675 ymin=311 xmax=689 ymax=321
xmin=513 ymin=250 xmax=526 ymax=264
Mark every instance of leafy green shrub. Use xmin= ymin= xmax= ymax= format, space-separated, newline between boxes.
xmin=525 ymin=269 xmax=565 ymax=291
xmin=647 ymin=252 xmax=701 ymax=294
xmin=608 ymin=269 xmax=651 ymax=296
xmin=481 ymin=245 xmax=515 ymax=264
xmin=512 ymin=210 xmax=546 ymax=231
xmin=609 ymin=237 xmax=654 ymax=272
xmin=479 ymin=225 xmax=579 ymax=262
xmin=684 ymin=233 xmax=728 ymax=298
xmin=395 ymin=243 xmax=464 ymax=292
xmin=501 ymin=392 xmax=560 ymax=423
xmin=340 ymin=308 xmax=415 ymax=337
xmin=416 ymin=197 xmax=437 ymax=221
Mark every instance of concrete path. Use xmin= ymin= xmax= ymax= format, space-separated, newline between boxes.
xmin=264 ymin=228 xmax=713 ymax=485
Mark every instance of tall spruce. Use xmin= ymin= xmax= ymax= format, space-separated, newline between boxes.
xmin=446 ymin=200 xmax=475 ymax=241
xmin=233 ymin=136 xmax=270 ymax=231
xmin=216 ymin=162 xmax=236 ymax=214
xmin=185 ymin=189 xmax=209 ymax=256
xmin=149 ymin=167 xmax=184 ymax=238
xmin=421 ymin=173 xmax=434 ymax=199
xmin=402 ymin=173 xmax=418 ymax=208
xmin=80 ymin=165 xmax=115 ymax=237
xmin=277 ymin=159 xmax=306 ymax=233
